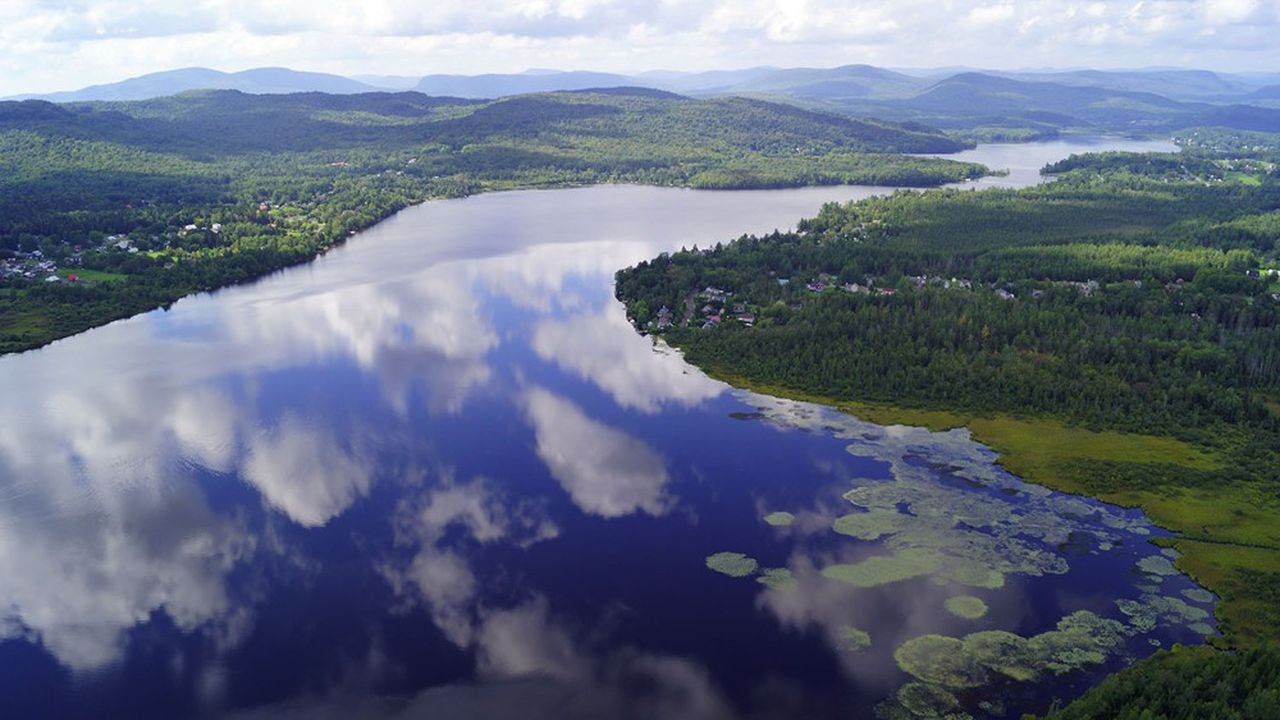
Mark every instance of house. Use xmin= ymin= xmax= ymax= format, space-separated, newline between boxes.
xmin=736 ymin=313 xmax=756 ymax=326
xmin=66 ymin=274 xmax=78 ymax=282
xmin=995 ymin=289 xmax=1015 ymax=300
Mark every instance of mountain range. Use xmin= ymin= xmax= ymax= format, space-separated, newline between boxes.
xmin=9 ymin=64 xmax=1280 ymax=135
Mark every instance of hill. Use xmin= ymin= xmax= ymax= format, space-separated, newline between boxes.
xmin=12 ymin=67 xmax=380 ymax=103
xmin=413 ymin=70 xmax=637 ymax=98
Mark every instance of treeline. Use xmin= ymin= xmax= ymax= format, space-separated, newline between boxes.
xmin=1036 ymin=645 xmax=1280 ymax=720
xmin=615 ymin=157 xmax=1280 ymax=440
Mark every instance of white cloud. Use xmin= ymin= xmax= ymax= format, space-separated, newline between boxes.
xmin=2 ymin=1 xmax=1278 ymax=96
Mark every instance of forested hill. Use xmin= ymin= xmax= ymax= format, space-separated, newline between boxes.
xmin=0 ymin=87 xmax=970 ymax=156
xmin=0 ymin=88 xmax=984 ymax=354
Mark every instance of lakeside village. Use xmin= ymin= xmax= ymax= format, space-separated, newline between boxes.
xmin=0 ymin=199 xmax=320 ymax=287
xmin=645 ymin=269 xmax=1280 ymax=333
xmin=0 ymin=224 xmax=220 ymax=285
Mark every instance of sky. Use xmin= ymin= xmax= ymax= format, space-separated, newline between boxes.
xmin=1 ymin=0 xmax=1278 ymax=96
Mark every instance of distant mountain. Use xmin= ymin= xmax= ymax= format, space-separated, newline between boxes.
xmin=412 ymin=71 xmax=636 ymax=98
xmin=350 ymin=74 xmax=423 ymax=91
xmin=791 ymin=72 xmax=1280 ymax=134
xmin=12 ymin=64 xmax=1280 ymax=135
xmin=996 ymin=69 xmax=1256 ymax=101
xmin=681 ymin=65 xmax=930 ymax=100
xmin=11 ymin=67 xmax=379 ymax=102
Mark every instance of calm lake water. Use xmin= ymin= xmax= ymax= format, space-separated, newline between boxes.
xmin=0 ymin=137 xmax=1205 ymax=720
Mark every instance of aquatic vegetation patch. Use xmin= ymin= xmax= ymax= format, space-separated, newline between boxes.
xmin=945 ymin=595 xmax=989 ymax=620
xmin=756 ymin=567 xmax=797 ymax=591
xmin=962 ymin=630 xmax=1041 ymax=682
xmin=1181 ymin=587 xmax=1214 ymax=604
xmin=936 ymin=558 xmax=1006 ymax=589
xmin=895 ymin=681 xmax=962 ymax=718
xmin=1188 ymin=622 xmax=1216 ymax=636
xmin=1137 ymin=555 xmax=1179 ymax=577
xmin=1026 ymin=611 xmax=1129 ymax=674
xmin=763 ymin=511 xmax=796 ymax=527
xmin=1117 ymin=593 xmax=1211 ymax=633
xmin=832 ymin=509 xmax=918 ymax=540
xmin=895 ymin=635 xmax=988 ymax=688
xmin=836 ymin=625 xmax=872 ymax=653
xmin=705 ymin=552 xmax=758 ymax=577
xmin=821 ymin=548 xmax=941 ymax=588
xmin=896 ymin=610 xmax=1132 ymax=696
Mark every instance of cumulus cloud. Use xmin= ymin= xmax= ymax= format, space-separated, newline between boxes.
xmin=3 ymin=1 xmax=1277 ymax=96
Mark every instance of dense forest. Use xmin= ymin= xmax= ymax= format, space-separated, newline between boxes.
xmin=1038 ymin=645 xmax=1280 ymax=720
xmin=0 ymin=88 xmax=985 ymax=353
xmin=616 ymin=150 xmax=1280 ymax=711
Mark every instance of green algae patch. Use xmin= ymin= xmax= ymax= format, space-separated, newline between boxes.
xmin=763 ymin=511 xmax=796 ymax=527
xmin=836 ymin=625 xmax=872 ymax=653
xmin=896 ymin=682 xmax=962 ymax=718
xmin=1027 ymin=611 xmax=1129 ymax=674
xmin=756 ymin=567 xmax=797 ymax=591
xmin=832 ymin=509 xmax=915 ymax=540
xmin=1137 ymin=555 xmax=1179 ymax=577
xmin=1181 ymin=587 xmax=1214 ymax=604
xmin=895 ymin=635 xmax=988 ymax=688
xmin=937 ymin=558 xmax=1006 ymax=590
xmin=895 ymin=610 xmax=1130 ymax=697
xmin=962 ymin=630 xmax=1040 ymax=682
xmin=945 ymin=595 xmax=989 ymax=620
xmin=1188 ymin=622 xmax=1217 ymax=636
xmin=705 ymin=552 xmax=758 ymax=577
xmin=1117 ymin=594 xmax=1211 ymax=632
xmin=821 ymin=548 xmax=941 ymax=588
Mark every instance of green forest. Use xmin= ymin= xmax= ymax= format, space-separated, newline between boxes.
xmin=616 ymin=151 xmax=1280 ymax=716
xmin=0 ymin=88 xmax=985 ymax=353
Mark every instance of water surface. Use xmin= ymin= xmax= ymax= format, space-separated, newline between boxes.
xmin=0 ymin=137 xmax=1209 ymax=719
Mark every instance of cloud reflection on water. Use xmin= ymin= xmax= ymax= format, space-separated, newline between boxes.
xmin=521 ymin=385 xmax=673 ymax=518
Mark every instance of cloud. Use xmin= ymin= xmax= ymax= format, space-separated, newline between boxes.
xmin=521 ymin=386 xmax=672 ymax=518
xmin=3 ymin=1 xmax=1279 ymax=96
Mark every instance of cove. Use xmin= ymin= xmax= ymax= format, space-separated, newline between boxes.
xmin=0 ymin=137 xmax=1201 ymax=719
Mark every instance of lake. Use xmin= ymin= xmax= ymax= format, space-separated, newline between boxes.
xmin=0 ymin=136 xmax=1208 ymax=720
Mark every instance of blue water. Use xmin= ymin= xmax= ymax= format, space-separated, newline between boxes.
xmin=0 ymin=138 xmax=1206 ymax=719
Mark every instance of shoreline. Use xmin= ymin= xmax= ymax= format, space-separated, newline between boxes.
xmin=697 ymin=366 xmax=1278 ymax=650
xmin=0 ymin=169 xmax=987 ymax=358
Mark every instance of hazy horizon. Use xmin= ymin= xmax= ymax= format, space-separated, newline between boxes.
xmin=2 ymin=0 xmax=1277 ymax=97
